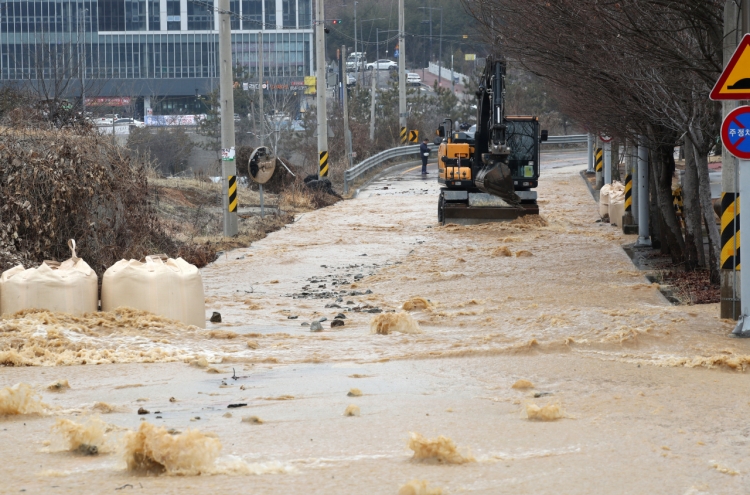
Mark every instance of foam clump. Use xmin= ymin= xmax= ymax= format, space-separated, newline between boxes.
xmin=47 ymin=380 xmax=70 ymax=392
xmin=511 ymin=379 xmax=534 ymax=390
xmin=398 ymin=479 xmax=444 ymax=495
xmin=344 ymin=404 xmax=360 ymax=417
xmin=510 ymin=215 xmax=548 ymax=228
xmin=525 ymin=402 xmax=563 ymax=421
xmin=242 ymin=415 xmax=264 ymax=424
xmin=207 ymin=330 xmax=238 ymax=339
xmin=407 ymin=432 xmax=475 ymax=464
xmin=491 ymin=246 xmax=512 ymax=257
xmin=0 ymin=383 xmax=46 ymax=415
xmin=123 ymin=422 xmax=222 ymax=475
xmin=51 ymin=417 xmax=108 ymax=455
xmin=370 ymin=312 xmax=422 ymax=335
xmin=515 ymin=250 xmax=533 ymax=257
xmin=403 ymin=297 xmax=432 ymax=311
xmin=347 ymin=388 xmax=362 ymax=397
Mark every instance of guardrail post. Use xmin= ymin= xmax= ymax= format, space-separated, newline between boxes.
xmin=603 ymin=141 xmax=612 ymax=185
xmin=587 ymin=133 xmax=594 ymax=173
xmin=636 ymin=136 xmax=651 ymax=247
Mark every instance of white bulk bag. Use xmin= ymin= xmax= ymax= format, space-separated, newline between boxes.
xmin=609 ymin=200 xmax=625 ymax=227
xmin=0 ymin=240 xmax=98 ymax=316
xmin=101 ymin=256 xmax=205 ymax=328
xmin=599 ymin=184 xmax=611 ymax=219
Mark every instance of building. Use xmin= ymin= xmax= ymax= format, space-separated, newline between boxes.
xmin=0 ymin=0 xmax=314 ymax=120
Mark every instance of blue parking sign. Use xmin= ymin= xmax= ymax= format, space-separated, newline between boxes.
xmin=722 ymin=106 xmax=750 ymax=160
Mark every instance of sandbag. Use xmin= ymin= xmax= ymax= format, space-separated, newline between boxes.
xmin=101 ymin=256 xmax=205 ymax=328
xmin=0 ymin=240 xmax=97 ymax=316
xmin=599 ymin=185 xmax=611 ymax=219
xmin=609 ymin=200 xmax=625 ymax=227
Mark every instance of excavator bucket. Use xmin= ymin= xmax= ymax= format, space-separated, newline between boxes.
xmin=474 ymin=161 xmax=523 ymax=208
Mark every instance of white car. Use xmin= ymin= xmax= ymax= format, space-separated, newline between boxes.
xmin=346 ymin=74 xmax=357 ymax=86
xmin=406 ymin=72 xmax=421 ymax=85
xmin=367 ymin=59 xmax=398 ymax=70
xmin=114 ymin=118 xmax=146 ymax=128
xmin=94 ymin=113 xmax=120 ymax=126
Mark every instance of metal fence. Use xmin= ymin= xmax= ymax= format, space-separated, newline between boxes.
xmin=343 ymin=135 xmax=586 ymax=194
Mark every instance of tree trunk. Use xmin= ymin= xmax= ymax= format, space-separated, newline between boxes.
xmin=682 ymin=143 xmax=704 ymax=269
xmin=692 ymin=144 xmax=721 ymax=284
xmin=612 ymin=140 xmax=621 ymax=182
xmin=648 ymin=161 xmax=662 ymax=250
xmin=647 ymin=129 xmax=685 ymax=262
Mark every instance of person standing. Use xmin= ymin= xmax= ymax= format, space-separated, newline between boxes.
xmin=420 ymin=138 xmax=430 ymax=175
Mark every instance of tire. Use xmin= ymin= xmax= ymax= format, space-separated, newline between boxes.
xmin=437 ymin=192 xmax=445 ymax=225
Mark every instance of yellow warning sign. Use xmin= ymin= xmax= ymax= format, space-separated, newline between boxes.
xmin=409 ymin=130 xmax=419 ymax=143
xmin=711 ymin=34 xmax=750 ymax=101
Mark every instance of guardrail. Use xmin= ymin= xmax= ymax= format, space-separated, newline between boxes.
xmin=343 ymin=144 xmax=437 ymax=194
xmin=343 ymin=134 xmax=586 ymax=194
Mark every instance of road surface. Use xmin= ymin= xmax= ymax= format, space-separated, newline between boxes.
xmin=1 ymin=154 xmax=749 ymax=494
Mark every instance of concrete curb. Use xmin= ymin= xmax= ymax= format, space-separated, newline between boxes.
xmin=579 ymin=169 xmax=600 ymax=203
xmin=353 ymin=160 xmax=422 ymax=198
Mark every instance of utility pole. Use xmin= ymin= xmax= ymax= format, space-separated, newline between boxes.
xmin=258 ymin=33 xmax=266 ymax=219
xmin=636 ymin=136 xmax=650 ymax=247
xmin=720 ymin=0 xmax=741 ymax=319
xmin=78 ymin=9 xmax=87 ymax=116
xmin=218 ymin=0 xmax=237 ymax=236
xmin=354 ymin=2 xmax=358 ymax=56
xmin=342 ymin=45 xmax=353 ymax=174
xmin=315 ymin=0 xmax=328 ymax=179
xmin=438 ymin=8 xmax=442 ymax=86
xmin=398 ymin=0 xmax=406 ymax=141
xmin=369 ymin=63 xmax=377 ymax=141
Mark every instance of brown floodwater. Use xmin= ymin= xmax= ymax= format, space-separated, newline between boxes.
xmin=1 ymin=156 xmax=749 ymax=494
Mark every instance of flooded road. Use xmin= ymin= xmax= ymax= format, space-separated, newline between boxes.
xmin=2 ymin=157 xmax=750 ymax=494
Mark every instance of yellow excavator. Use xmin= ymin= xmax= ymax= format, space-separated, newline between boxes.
xmin=436 ymin=56 xmax=547 ymax=225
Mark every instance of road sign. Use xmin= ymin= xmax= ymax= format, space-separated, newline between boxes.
xmin=722 ymin=106 xmax=750 ymax=160
xmin=409 ymin=129 xmax=419 ymax=143
xmin=711 ymin=34 xmax=750 ymax=101
xmin=599 ymin=134 xmax=613 ymax=143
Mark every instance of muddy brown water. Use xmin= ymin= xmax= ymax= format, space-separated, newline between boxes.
xmin=1 ymin=159 xmax=749 ymax=494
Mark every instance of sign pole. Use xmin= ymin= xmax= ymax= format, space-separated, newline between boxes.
xmin=735 ymin=158 xmax=750 ymax=335
xmin=219 ymin=0 xmax=237 ymax=237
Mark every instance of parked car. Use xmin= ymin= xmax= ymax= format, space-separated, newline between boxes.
xmin=94 ymin=113 xmax=120 ymax=125
xmin=406 ymin=72 xmax=421 ymax=85
xmin=114 ymin=118 xmax=146 ymax=128
xmin=366 ymin=59 xmax=398 ymax=70
xmin=346 ymin=74 xmax=357 ymax=86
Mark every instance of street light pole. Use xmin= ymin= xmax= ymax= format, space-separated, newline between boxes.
xmin=315 ymin=0 xmax=329 ymax=179
xmin=398 ymin=0 xmax=406 ymax=138
xmin=354 ymin=1 xmax=358 ymax=56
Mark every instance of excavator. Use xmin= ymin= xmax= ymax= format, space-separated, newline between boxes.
xmin=436 ymin=55 xmax=547 ymax=225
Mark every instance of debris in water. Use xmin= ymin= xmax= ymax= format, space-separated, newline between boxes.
xmin=47 ymin=380 xmax=70 ymax=392
xmin=491 ymin=246 xmax=512 ymax=257
xmin=242 ymin=415 xmax=264 ymax=424
xmin=398 ymin=480 xmax=444 ymax=495
xmin=223 ymin=412 xmax=232 ymax=418
xmin=349 ymin=374 xmax=370 ymax=379
xmin=344 ymin=404 xmax=360 ymax=417
xmin=169 ymin=397 xmax=177 ymax=403
xmin=51 ymin=417 xmax=108 ymax=455
xmin=525 ymin=402 xmax=563 ymax=421
xmin=511 ymin=379 xmax=534 ymax=390
xmin=331 ymin=319 xmax=345 ymax=328
xmin=206 ymin=367 xmax=221 ymax=374
xmin=227 ymin=403 xmax=247 ymax=409
xmin=403 ymin=297 xmax=432 ymax=311
xmin=370 ymin=312 xmax=422 ymax=335
xmin=0 ymin=383 xmax=46 ymax=415
xmin=93 ymin=402 xmax=121 ymax=414
xmin=407 ymin=432 xmax=475 ymax=464
xmin=190 ymin=357 xmax=209 ymax=369
xmin=263 ymin=395 xmax=295 ymax=401
xmin=138 ymin=407 xmax=150 ymax=415
xmin=208 ymin=330 xmax=238 ymax=339
xmin=347 ymin=388 xmax=362 ymax=397
xmin=123 ymin=422 xmax=222 ymax=475
xmin=710 ymin=461 xmax=739 ymax=475
xmin=210 ymin=312 xmax=222 ymax=323
xmin=515 ymin=250 xmax=533 ymax=257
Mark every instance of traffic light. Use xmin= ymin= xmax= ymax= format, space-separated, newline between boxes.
xmin=331 ymin=19 xmax=342 ymax=25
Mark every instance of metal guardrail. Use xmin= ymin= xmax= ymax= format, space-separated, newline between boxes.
xmin=543 ymin=134 xmax=588 ymax=144
xmin=343 ymin=135 xmax=585 ymax=193
xmin=343 ymin=143 xmax=437 ymax=194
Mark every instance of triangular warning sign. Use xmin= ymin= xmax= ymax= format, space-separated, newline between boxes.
xmin=711 ymin=34 xmax=750 ymax=101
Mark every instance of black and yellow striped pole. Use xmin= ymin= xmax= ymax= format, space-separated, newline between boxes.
xmin=228 ymin=175 xmax=238 ymax=213
xmin=319 ymin=150 xmax=329 ymax=178
xmin=595 ymin=147 xmax=603 ymax=189
xmin=400 ymin=126 xmax=407 ymax=145
xmin=720 ymin=192 xmax=740 ymax=319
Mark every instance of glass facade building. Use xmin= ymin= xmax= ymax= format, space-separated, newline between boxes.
xmin=0 ymin=0 xmax=313 ymax=116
